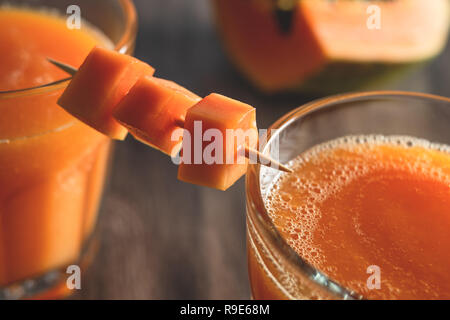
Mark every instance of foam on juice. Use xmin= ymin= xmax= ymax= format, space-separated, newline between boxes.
xmin=265 ymin=135 xmax=450 ymax=299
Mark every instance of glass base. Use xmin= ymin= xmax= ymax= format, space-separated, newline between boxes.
xmin=0 ymin=234 xmax=99 ymax=300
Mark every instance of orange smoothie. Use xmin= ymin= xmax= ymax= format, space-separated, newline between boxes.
xmin=0 ymin=7 xmax=112 ymax=287
xmin=256 ymin=135 xmax=450 ymax=299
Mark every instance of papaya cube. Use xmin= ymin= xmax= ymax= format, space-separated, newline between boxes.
xmin=178 ymin=93 xmax=258 ymax=191
xmin=113 ymin=76 xmax=200 ymax=156
xmin=57 ymin=46 xmax=155 ymax=140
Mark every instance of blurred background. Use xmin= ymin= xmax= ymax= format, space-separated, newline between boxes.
xmin=77 ymin=0 xmax=450 ymax=299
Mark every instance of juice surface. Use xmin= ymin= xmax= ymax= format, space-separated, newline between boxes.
xmin=265 ymin=135 xmax=450 ymax=299
xmin=0 ymin=7 xmax=112 ymax=288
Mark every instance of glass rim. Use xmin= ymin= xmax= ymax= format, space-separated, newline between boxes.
xmin=245 ymin=90 xmax=450 ymax=299
xmin=0 ymin=0 xmax=137 ymax=98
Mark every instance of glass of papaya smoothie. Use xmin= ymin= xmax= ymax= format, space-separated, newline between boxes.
xmin=246 ymin=91 xmax=450 ymax=300
xmin=0 ymin=0 xmax=137 ymax=299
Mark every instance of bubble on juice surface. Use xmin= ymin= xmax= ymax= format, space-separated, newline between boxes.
xmin=263 ymin=134 xmax=450 ymax=283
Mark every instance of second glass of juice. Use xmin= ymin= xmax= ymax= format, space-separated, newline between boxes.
xmin=246 ymin=91 xmax=450 ymax=300
xmin=0 ymin=0 xmax=137 ymax=299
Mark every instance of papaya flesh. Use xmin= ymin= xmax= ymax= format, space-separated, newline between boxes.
xmin=213 ymin=0 xmax=450 ymax=94
xmin=113 ymin=76 xmax=201 ymax=156
xmin=58 ymin=47 xmax=155 ymax=140
xmin=178 ymin=93 xmax=258 ymax=191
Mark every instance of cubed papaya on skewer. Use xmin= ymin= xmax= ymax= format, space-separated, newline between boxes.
xmin=113 ymin=76 xmax=201 ymax=156
xmin=57 ymin=46 xmax=155 ymax=140
xmin=178 ymin=93 xmax=258 ymax=191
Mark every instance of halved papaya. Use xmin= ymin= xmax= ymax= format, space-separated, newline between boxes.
xmin=213 ymin=0 xmax=450 ymax=93
xmin=57 ymin=47 xmax=155 ymax=140
xmin=113 ymin=76 xmax=201 ymax=156
xmin=178 ymin=93 xmax=258 ymax=191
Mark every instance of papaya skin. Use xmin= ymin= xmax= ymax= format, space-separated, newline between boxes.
xmin=295 ymin=61 xmax=418 ymax=95
xmin=212 ymin=0 xmax=450 ymax=94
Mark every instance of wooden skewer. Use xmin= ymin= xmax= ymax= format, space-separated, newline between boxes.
xmin=244 ymin=146 xmax=292 ymax=173
xmin=47 ymin=58 xmax=78 ymax=76
xmin=48 ymin=58 xmax=293 ymax=173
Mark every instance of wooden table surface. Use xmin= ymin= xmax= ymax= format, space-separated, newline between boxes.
xmin=77 ymin=0 xmax=450 ymax=299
